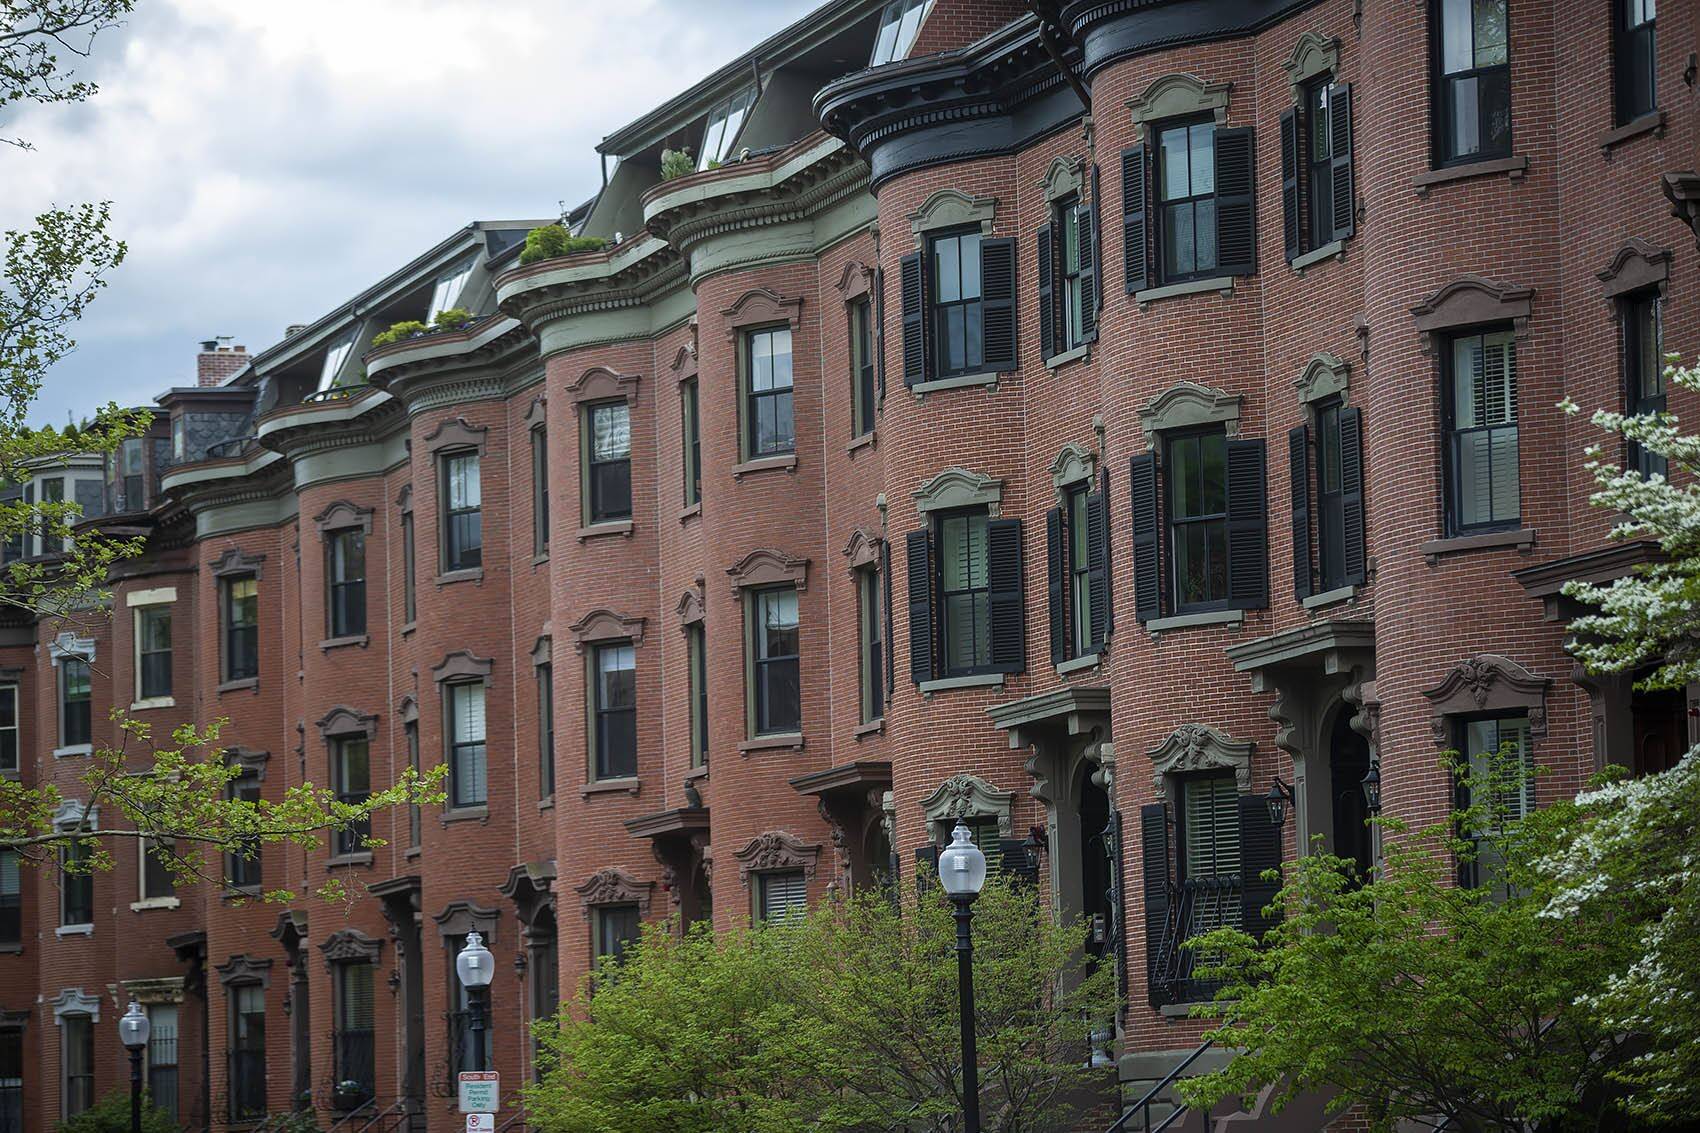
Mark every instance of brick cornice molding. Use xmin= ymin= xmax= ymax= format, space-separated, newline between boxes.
xmin=569 ymin=607 xmax=647 ymax=652
xmin=1596 ymin=237 xmax=1671 ymax=299
xmin=732 ymin=830 xmax=821 ymax=887
xmin=720 ymin=287 xmax=803 ymax=340
xmin=1147 ymin=723 xmax=1255 ymax=793
xmin=1410 ymin=275 xmax=1534 ymax=352
xmin=315 ymin=705 xmax=378 ymax=740
xmin=1422 ymin=654 xmax=1552 ymax=746
xmin=574 ymin=867 xmax=653 ymax=920
xmin=566 ymin=365 xmax=641 ymax=405
xmin=319 ymin=928 xmax=382 ymax=970
xmin=726 ymin=548 xmax=810 ymax=596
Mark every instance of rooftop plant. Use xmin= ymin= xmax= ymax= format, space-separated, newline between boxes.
xmin=369 ymin=320 xmax=428 ymax=349
xmin=431 ymin=307 xmax=474 ymax=330
xmin=659 ymin=146 xmax=695 ymax=181
xmin=517 ymin=224 xmax=608 ymax=266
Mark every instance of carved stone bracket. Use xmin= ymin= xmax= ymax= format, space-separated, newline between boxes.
xmin=1146 ymin=723 xmax=1255 ymax=793
xmin=574 ymin=867 xmax=653 ymax=920
xmin=1663 ymin=171 xmax=1700 ymax=250
xmin=920 ymin=773 xmax=1016 ymax=841
xmin=731 ymin=831 xmax=822 ymax=887
xmin=1422 ymin=654 xmax=1552 ymax=746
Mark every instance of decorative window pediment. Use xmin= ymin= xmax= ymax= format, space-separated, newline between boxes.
xmin=569 ymin=608 xmax=646 ymax=652
xmin=210 ymin=547 xmax=265 ymax=579
xmin=319 ymin=928 xmax=381 ymax=969
xmin=920 ymin=773 xmax=1015 ymax=842
xmin=676 ymin=580 xmax=706 ymax=626
xmin=574 ymin=867 xmax=653 ymax=920
xmin=225 ymin=746 xmax=270 ymax=780
xmin=315 ymin=705 xmax=377 ymax=739
xmin=1597 ymin=238 xmax=1671 ymax=299
xmin=270 ymin=909 xmax=308 ymax=949
xmin=842 ymin=527 xmax=883 ymax=571
xmin=48 ymin=632 xmax=95 ymax=665
xmin=432 ymin=900 xmax=499 ymax=941
xmin=913 ymin=468 xmax=1003 ymax=515
xmin=1048 ymin=442 xmax=1097 ymax=490
xmin=720 ymin=288 xmax=803 ymax=340
xmin=531 ymin=634 xmax=552 ymax=667
xmin=835 ymin=259 xmax=874 ymax=302
xmin=1128 ymin=73 xmax=1231 ymax=137
xmin=215 ymin=955 xmax=273 ymax=988
xmin=1295 ymin=353 xmax=1352 ymax=405
xmin=726 ymin=548 xmax=810 ymax=596
xmin=423 ymin=416 xmax=487 ymax=454
xmin=1411 ymin=275 xmax=1534 ymax=352
xmin=1139 ymin=381 xmax=1243 ymax=448
xmin=397 ymin=484 xmax=413 ymax=514
xmin=49 ymin=987 xmax=100 ymax=1022
xmin=52 ymin=799 xmax=97 ymax=832
xmin=1422 ymin=654 xmax=1552 ymax=745
xmin=1147 ymin=723 xmax=1255 ymax=793
xmin=432 ymin=649 xmax=493 ymax=685
xmin=566 ymin=365 xmax=640 ymax=405
xmin=122 ymin=977 xmax=184 ymax=1006
xmin=398 ymin=695 xmax=418 ymax=725
xmin=523 ymin=394 xmax=548 ymax=430
xmin=1281 ymin=31 xmax=1339 ymax=95
xmin=732 ymin=830 xmax=821 ymax=887
xmin=1039 ymin=156 xmax=1085 ymax=203
xmin=313 ymin=499 xmax=372 ymax=535
xmin=669 ymin=341 xmax=698 ymax=381
xmin=908 ymin=188 xmax=997 ymax=236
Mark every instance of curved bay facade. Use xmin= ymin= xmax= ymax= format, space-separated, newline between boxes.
xmin=3 ymin=0 xmax=1696 ymax=1129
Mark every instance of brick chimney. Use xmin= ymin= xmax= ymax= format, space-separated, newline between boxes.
xmin=197 ymin=339 xmax=249 ymax=387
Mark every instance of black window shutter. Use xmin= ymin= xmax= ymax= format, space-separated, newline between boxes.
xmin=1329 ymin=83 xmax=1355 ymax=243
xmin=1085 ymin=485 xmax=1109 ymax=651
xmin=1340 ymin=405 xmax=1367 ymax=586
xmin=881 ymin=537 xmax=895 ymax=697
xmin=1087 ymin=164 xmax=1102 ymax=336
xmin=979 ymin=237 xmax=1018 ymax=372
xmin=986 ymin=517 xmax=1025 ymax=674
xmin=900 ymin=251 xmax=928 ymax=386
xmin=1139 ymin=803 xmax=1173 ymax=1007
xmin=1288 ymin=424 xmax=1313 ymax=600
xmin=1214 ymin=126 xmax=1257 ymax=277
xmin=1045 ymin=506 xmax=1066 ymax=664
xmin=873 ymin=265 xmax=888 ymax=403
xmin=1077 ymin=202 xmax=1098 ymax=343
xmin=1280 ymin=106 xmax=1300 ymax=261
xmin=1130 ymin=453 xmax=1161 ymax=622
xmin=1121 ymin=144 xmax=1150 ymax=294
xmin=998 ymin=838 xmax=1038 ymax=888
xmin=1226 ymin=438 xmax=1269 ymax=609
xmin=905 ymin=529 xmax=934 ymax=684
xmin=1099 ymin=468 xmax=1115 ymax=636
xmin=914 ymin=842 xmax=939 ymax=896
xmin=1037 ymin=221 xmax=1057 ymax=362
xmin=1238 ymin=794 xmax=1284 ymax=942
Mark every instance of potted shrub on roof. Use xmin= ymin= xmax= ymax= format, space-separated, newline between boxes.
xmin=516 ymin=224 xmax=608 ymax=266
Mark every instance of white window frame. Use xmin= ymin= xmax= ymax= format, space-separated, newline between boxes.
xmin=427 ymin=261 xmax=475 ymax=322
xmin=870 ymin=0 xmax=934 ymax=65
xmin=129 ymin=589 xmax=177 ymax=710
xmin=317 ymin=331 xmax=358 ymax=392
xmin=699 ymin=87 xmax=755 ymax=169
xmin=133 ymin=834 xmax=180 ymax=912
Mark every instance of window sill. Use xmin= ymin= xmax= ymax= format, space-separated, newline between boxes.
xmin=853 ymin=718 xmax=884 ymax=740
xmin=319 ymin=634 xmax=369 ymax=653
xmin=1158 ymin=1002 xmax=1216 ymax=1018
xmin=732 ymin=454 xmax=798 ymax=479
xmin=217 ymin=677 xmax=259 ymax=694
xmin=918 ymin=672 xmax=1006 ymax=696
xmin=1599 ymin=110 xmax=1664 ymax=153
xmin=847 ymin=430 xmax=877 ymax=455
xmin=130 ymin=897 xmax=181 ymax=912
xmin=400 ymin=621 xmax=417 ymax=637
xmin=0 ymin=943 xmax=22 ymax=954
xmin=434 ymin=567 xmax=485 ymax=587
xmin=583 ymin=777 xmax=641 ymax=798
xmin=403 ymin=846 xmax=421 ymax=860
xmin=1289 ymin=240 xmax=1345 ymax=274
xmin=326 ymin=851 xmax=373 ymax=867
xmin=538 ymin=795 xmax=555 ymax=812
xmin=222 ymin=885 xmax=262 ymax=903
xmin=1055 ymin=652 xmax=1102 ymax=676
xmin=684 ymin=765 xmax=709 ymax=782
xmin=740 ymin=732 xmax=805 ymax=754
xmin=53 ymin=743 xmax=93 ymax=759
xmin=441 ymin=806 xmax=488 ymax=825
xmin=130 ymin=696 xmax=176 ymax=712
xmin=531 ymin=551 xmax=550 ymax=567
xmin=56 ymin=924 xmax=94 ymax=938
xmin=1420 ymin=528 xmax=1535 ymax=563
xmin=1411 ymin=154 xmax=1528 ymax=194
xmin=911 ymin=372 xmax=999 ymax=397
xmin=1045 ymin=343 xmax=1092 ymax=372
xmin=1135 ymin=276 xmax=1235 ymax=306
xmin=1146 ymin=609 xmax=1245 ymax=634
xmin=679 ymin=502 xmax=702 ymax=523
xmin=1302 ymin=584 xmax=1359 ymax=610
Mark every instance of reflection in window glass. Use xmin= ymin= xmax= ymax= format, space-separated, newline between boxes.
xmin=1158 ymin=120 xmax=1217 ymax=281
xmin=700 ymin=88 xmax=756 ymax=168
xmin=427 ymin=262 xmax=474 ymax=321
xmin=870 ymin=0 xmax=934 ymax=65
xmin=745 ymin=328 xmax=795 ymax=458
xmin=929 ymin=229 xmax=983 ymax=378
xmin=937 ymin=511 xmax=990 ymax=675
xmin=1167 ymin=430 xmax=1229 ymax=611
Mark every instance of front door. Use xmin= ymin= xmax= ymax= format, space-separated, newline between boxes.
xmin=1329 ymin=710 xmax=1373 ymax=879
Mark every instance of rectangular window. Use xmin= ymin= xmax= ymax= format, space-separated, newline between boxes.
xmin=1445 ymin=328 xmax=1519 ymax=534
xmin=332 ymin=736 xmax=371 ymax=856
xmin=405 ymin=721 xmax=421 ymax=850
xmin=147 ymin=1003 xmax=179 ymax=1122
xmin=586 ymin=402 xmax=632 ymax=523
xmin=936 ymin=510 xmax=991 ymax=676
xmin=40 ymin=477 xmax=65 ymax=556
xmin=1167 ymin=429 xmax=1230 ymax=612
xmin=401 ymin=511 xmax=417 ymax=624
xmin=538 ymin=662 xmax=555 ymax=799
xmin=0 ymin=684 xmax=16 ymax=773
xmin=757 ymin=869 xmax=807 ymax=924
xmin=682 ymin=379 xmax=702 ymax=506
xmin=0 ymin=1026 xmax=21 ymax=1132
xmin=427 ymin=262 xmax=473 ymax=322
xmin=442 ymin=452 xmax=483 ymax=572
xmin=1434 ymin=0 xmax=1510 ymax=164
xmin=750 ymin=587 xmax=800 ymax=736
xmin=0 ymin=851 xmax=18 ymax=945
xmin=223 ymin=576 xmax=259 ymax=682
xmin=1058 ymin=198 xmax=1086 ymax=351
xmin=929 ymin=229 xmax=984 ymax=378
xmin=62 ymin=1013 xmax=94 ymax=1119
xmin=858 ymin=566 xmax=884 ymax=724
xmin=60 ymin=657 xmax=91 ymax=748
xmin=532 ymin=426 xmax=550 ymax=554
xmin=1315 ymin=400 xmax=1348 ymax=591
xmin=327 ymin=528 xmax=366 ymax=639
xmin=61 ymin=837 xmax=92 ymax=926
xmin=1066 ymin=486 xmax=1093 ymax=656
xmin=230 ymin=984 xmax=267 ymax=1120
xmin=699 ymin=87 xmax=755 ymax=168
xmin=136 ymin=605 xmax=172 ymax=700
xmin=333 ymin=963 xmax=375 ymax=1102
xmin=226 ymin=778 xmax=261 ymax=890
xmin=1305 ymin=80 xmax=1334 ymax=245
xmin=448 ymin=682 xmax=488 ymax=809
xmin=851 ymin=298 xmax=877 ymax=436
xmin=1625 ymin=293 xmax=1666 ymax=479
xmin=594 ymin=904 xmax=640 ymax=964
xmin=115 ymin=438 xmax=145 ymax=513
xmin=744 ymin=327 xmax=795 ymax=459
xmin=1616 ymin=0 xmax=1657 ymax=125
xmin=141 ymin=837 xmax=174 ymax=901
xmin=1462 ymin=714 xmax=1534 ymax=823
xmin=591 ymin=643 xmax=636 ymax=780
xmin=1180 ymin=773 xmax=1241 ymax=927
xmin=687 ymin=624 xmax=708 ymax=768
xmin=1156 ymin=119 xmax=1217 ymax=282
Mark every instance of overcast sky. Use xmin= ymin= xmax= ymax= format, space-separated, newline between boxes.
xmin=5 ymin=0 xmax=817 ymax=426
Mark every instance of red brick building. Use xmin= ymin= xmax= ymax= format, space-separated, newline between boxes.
xmin=3 ymin=0 xmax=1696 ymax=1129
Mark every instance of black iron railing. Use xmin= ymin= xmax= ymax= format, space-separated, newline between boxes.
xmin=1150 ymin=875 xmax=1241 ymax=1006
xmin=206 ymin=435 xmax=260 ymax=460
xmin=229 ymin=1048 xmax=267 ymax=1120
xmin=1105 ymin=1038 xmax=1215 ymax=1133
xmin=332 ymin=1028 xmax=375 ymax=1109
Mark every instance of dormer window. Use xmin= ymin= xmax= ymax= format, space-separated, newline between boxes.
xmin=318 ymin=331 xmax=357 ymax=391
xmin=700 ymin=88 xmax=755 ymax=169
xmin=870 ymin=0 xmax=933 ymax=65
xmin=427 ymin=262 xmax=474 ymax=322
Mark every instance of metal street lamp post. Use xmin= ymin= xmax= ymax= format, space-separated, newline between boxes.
xmin=117 ymin=1001 xmax=151 ymax=1133
xmin=937 ymin=821 xmax=988 ymax=1133
xmin=455 ymin=930 xmax=495 ymax=1073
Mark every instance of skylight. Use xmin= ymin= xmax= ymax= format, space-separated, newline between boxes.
xmin=870 ymin=0 xmax=933 ymax=65
xmin=699 ymin=87 xmax=756 ymax=169
xmin=427 ymin=262 xmax=475 ymax=321
xmin=318 ymin=331 xmax=357 ymax=391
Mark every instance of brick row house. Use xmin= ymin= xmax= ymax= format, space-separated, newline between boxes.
xmin=2 ymin=0 xmax=1697 ymax=1129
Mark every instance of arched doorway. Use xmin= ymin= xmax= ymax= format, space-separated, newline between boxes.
xmin=1328 ymin=708 xmax=1373 ymax=879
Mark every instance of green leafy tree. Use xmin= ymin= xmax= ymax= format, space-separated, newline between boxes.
xmin=56 ymin=1088 xmax=177 ymax=1133
xmin=526 ymin=877 xmax=1115 ymax=1133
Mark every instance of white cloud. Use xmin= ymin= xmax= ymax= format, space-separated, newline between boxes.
xmin=3 ymin=0 xmax=816 ymax=423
